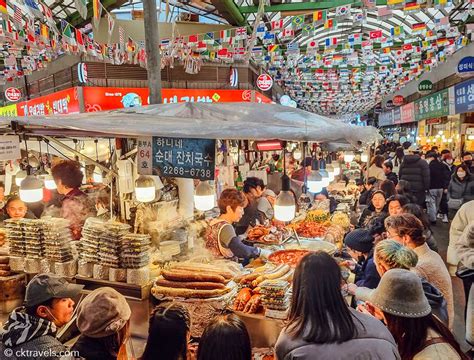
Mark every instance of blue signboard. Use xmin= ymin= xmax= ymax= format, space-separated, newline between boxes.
xmin=458 ymin=57 xmax=474 ymax=76
xmin=454 ymin=79 xmax=474 ymax=114
xmin=138 ymin=136 xmax=216 ymax=180
xmin=378 ymin=111 xmax=393 ymax=127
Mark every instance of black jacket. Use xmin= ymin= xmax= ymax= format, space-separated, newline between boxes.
xmin=359 ymin=188 xmax=374 ymax=206
xmin=441 ymin=161 xmax=454 ymax=189
xmin=421 ymin=278 xmax=449 ymax=326
xmin=72 ymin=335 xmax=117 ymax=360
xmin=399 ymin=155 xmax=430 ymax=193
xmin=385 ymin=171 xmax=398 ymax=186
xmin=429 ymin=160 xmax=447 ymax=189
xmin=354 ymin=250 xmax=381 ymax=289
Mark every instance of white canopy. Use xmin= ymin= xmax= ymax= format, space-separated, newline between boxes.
xmin=7 ymin=102 xmax=380 ymax=145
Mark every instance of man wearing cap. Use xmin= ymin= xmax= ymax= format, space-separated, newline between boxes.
xmin=0 ymin=273 xmax=83 ymax=359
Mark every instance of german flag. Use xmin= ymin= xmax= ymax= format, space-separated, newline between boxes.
xmin=412 ymin=23 xmax=426 ymax=32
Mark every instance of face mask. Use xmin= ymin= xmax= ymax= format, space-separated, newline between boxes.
xmin=446 ymin=159 xmax=453 ymax=165
xmin=465 ymin=160 xmax=473 ymax=167
xmin=458 ymin=172 xmax=466 ymax=179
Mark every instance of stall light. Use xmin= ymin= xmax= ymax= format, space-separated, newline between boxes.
xmin=255 ymin=140 xmax=283 ymax=151
xmin=442 ymin=138 xmax=448 ymax=143
xmin=307 ymin=159 xmax=323 ymax=193
xmin=435 ymin=135 xmax=440 ymax=139
xmin=319 ymin=159 xmax=330 ymax=187
xmin=448 ymin=138 xmax=453 ymax=143
xmin=274 ymin=174 xmax=296 ymax=222
xmin=468 ymin=135 xmax=474 ymax=141
xmin=44 ymin=174 xmax=57 ymax=190
xmin=438 ymin=130 xmax=444 ymax=135
xmin=344 ymin=152 xmax=355 ymax=163
xmin=427 ymin=139 xmax=432 ymax=143
xmin=135 ymin=175 xmax=156 ymax=203
xmin=360 ymin=153 xmax=369 ymax=163
xmin=325 ymin=156 xmax=335 ymax=182
xmin=194 ymin=181 xmax=215 ymax=211
xmin=293 ymin=147 xmax=302 ymax=161
xmin=19 ymin=175 xmax=44 ymax=203
xmin=416 ymin=136 xmax=421 ymax=141
xmin=332 ymin=153 xmax=341 ymax=176
xmin=15 ymin=170 xmax=27 ymax=187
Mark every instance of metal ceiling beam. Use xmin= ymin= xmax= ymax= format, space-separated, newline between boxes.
xmin=66 ymin=0 xmax=128 ymax=27
xmin=211 ymin=0 xmax=247 ymax=25
xmin=239 ymin=1 xmax=389 ymax=14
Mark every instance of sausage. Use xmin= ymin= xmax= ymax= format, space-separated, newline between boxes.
xmin=152 ymin=285 xmax=230 ymax=299
xmin=252 ymin=264 xmax=289 ymax=287
xmin=161 ymin=269 xmax=227 ymax=284
xmin=171 ymin=264 xmax=234 ymax=280
xmin=155 ymin=277 xmax=226 ymax=290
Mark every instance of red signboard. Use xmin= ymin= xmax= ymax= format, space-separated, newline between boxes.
xmin=16 ymin=87 xmax=81 ymax=116
xmin=256 ymin=74 xmax=273 ymax=92
xmin=400 ymin=102 xmax=415 ymax=124
xmin=4 ymin=87 xmax=21 ymax=102
xmin=393 ymin=95 xmax=405 ymax=106
xmin=82 ymin=87 xmax=272 ymax=112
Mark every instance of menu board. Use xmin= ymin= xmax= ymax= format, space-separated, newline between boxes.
xmin=138 ymin=136 xmax=216 ymax=181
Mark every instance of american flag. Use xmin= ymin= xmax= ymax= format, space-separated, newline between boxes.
xmin=118 ymin=26 xmax=124 ymax=45
xmin=14 ymin=5 xmax=22 ymax=27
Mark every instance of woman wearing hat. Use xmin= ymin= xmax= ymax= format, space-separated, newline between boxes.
xmin=72 ymin=287 xmax=131 ymax=360
xmin=359 ymin=269 xmax=467 ymax=360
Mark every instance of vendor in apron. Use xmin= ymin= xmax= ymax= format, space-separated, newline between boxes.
xmin=205 ymin=188 xmax=270 ymax=262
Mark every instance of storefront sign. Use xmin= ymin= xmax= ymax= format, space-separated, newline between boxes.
xmin=400 ymin=102 xmax=415 ymax=124
xmin=256 ymin=74 xmax=273 ymax=92
xmin=393 ymin=107 xmax=401 ymax=124
xmin=457 ymin=57 xmax=474 ymax=77
xmin=414 ymin=89 xmax=449 ymax=121
xmin=454 ymin=78 xmax=474 ymax=114
xmin=426 ymin=118 xmax=442 ymax=125
xmin=77 ymin=62 xmax=88 ymax=83
xmin=378 ymin=111 xmax=393 ymax=127
xmin=4 ymin=87 xmax=21 ymax=102
xmin=83 ymin=87 xmax=272 ymax=112
xmin=386 ymin=100 xmax=394 ymax=110
xmin=0 ymin=136 xmax=21 ymax=161
xmin=374 ymin=104 xmax=383 ymax=114
xmin=0 ymin=104 xmax=18 ymax=117
xmin=393 ymin=95 xmax=405 ymax=106
xmin=16 ymin=87 xmax=80 ymax=116
xmin=418 ymin=80 xmax=433 ymax=95
xmin=137 ymin=136 xmax=216 ymax=181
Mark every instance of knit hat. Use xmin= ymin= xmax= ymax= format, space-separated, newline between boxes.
xmin=368 ymin=269 xmax=431 ymax=318
xmin=76 ymin=287 xmax=131 ymax=338
xmin=344 ymin=229 xmax=374 ymax=253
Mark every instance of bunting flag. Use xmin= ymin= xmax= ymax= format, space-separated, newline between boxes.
xmin=220 ymin=29 xmax=231 ymax=42
xmin=75 ymin=28 xmax=85 ymax=51
xmin=107 ymin=12 xmax=114 ymax=43
xmin=24 ymin=0 xmax=43 ymax=18
xmin=292 ymin=15 xmax=305 ymax=30
xmin=13 ymin=5 xmax=22 ymax=28
xmin=302 ymin=24 xmax=314 ymax=36
xmin=0 ymin=0 xmax=7 ymax=15
xmin=75 ymin=0 xmax=88 ymax=20
xmin=369 ymin=30 xmax=382 ymax=40
xmin=403 ymin=2 xmax=421 ymax=12
xmin=92 ymin=0 xmax=102 ymax=28
xmin=271 ymin=19 xmax=283 ymax=32
xmin=235 ymin=27 xmax=246 ymax=40
xmin=354 ymin=12 xmax=366 ymax=24
xmin=281 ymin=28 xmax=294 ymax=40
xmin=335 ymin=5 xmax=351 ymax=18
xmin=313 ymin=10 xmax=327 ymax=24
xmin=412 ymin=22 xmax=426 ymax=34
xmin=40 ymin=23 xmax=49 ymax=40
xmin=390 ymin=26 xmax=404 ymax=38
xmin=118 ymin=26 xmax=124 ymax=46
xmin=324 ymin=19 xmax=336 ymax=29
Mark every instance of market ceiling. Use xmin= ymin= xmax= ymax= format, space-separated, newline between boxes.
xmin=171 ymin=0 xmax=472 ymax=115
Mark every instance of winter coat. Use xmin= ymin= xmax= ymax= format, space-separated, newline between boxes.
xmin=367 ymin=164 xmax=386 ymax=181
xmin=448 ymin=200 xmax=474 ymax=274
xmin=412 ymin=329 xmax=462 ymax=360
xmin=399 ymin=155 xmax=430 ymax=193
xmin=448 ymin=176 xmax=474 ymax=203
xmin=385 ymin=171 xmax=399 ymax=186
xmin=425 ymin=229 xmax=438 ymax=253
xmin=275 ymin=308 xmax=400 ymax=360
xmin=354 ymin=250 xmax=381 ymax=289
xmin=359 ymin=188 xmax=374 ymax=206
xmin=421 ymin=278 xmax=449 ymax=326
xmin=429 ymin=160 xmax=448 ymax=189
xmin=358 ymin=208 xmax=387 ymax=229
xmin=72 ymin=335 xmax=117 ymax=360
xmin=441 ymin=161 xmax=454 ymax=189
xmin=0 ymin=309 xmax=72 ymax=360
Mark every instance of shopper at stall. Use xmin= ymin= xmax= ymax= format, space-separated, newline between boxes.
xmin=257 ymin=188 xmax=276 ymax=224
xmin=383 ymin=161 xmax=399 ymax=186
xmin=358 ymin=190 xmax=388 ymax=228
xmin=358 ymin=177 xmax=377 ymax=206
xmin=385 ymin=214 xmax=454 ymax=329
xmin=448 ymin=164 xmax=474 ymax=210
xmin=425 ymin=152 xmax=446 ymax=225
xmin=387 ymin=195 xmax=410 ymax=217
xmin=205 ymin=188 xmax=267 ymax=262
xmin=198 ymin=313 xmax=251 ymax=360
xmin=359 ymin=269 xmax=467 ymax=360
xmin=0 ymin=196 xmax=37 ymax=222
xmin=344 ymin=228 xmax=380 ymax=289
xmin=73 ymin=287 xmax=131 ymax=360
xmin=393 ymin=147 xmax=405 ymax=174
xmin=291 ymin=157 xmax=312 ymax=182
xmin=351 ymin=240 xmax=448 ymax=326
xmin=368 ymin=155 xmax=386 ymax=182
xmin=439 ymin=150 xmax=454 ymax=223
xmin=380 ymin=179 xmax=397 ymax=198
xmin=275 ymin=252 xmax=399 ymax=360
xmin=448 ymin=200 xmax=474 ymax=276
xmin=402 ymin=203 xmax=438 ymax=252
xmin=51 ymin=160 xmax=94 ymax=240
xmin=0 ymin=273 xmax=84 ymax=358
xmin=463 ymin=152 xmax=474 ymax=174
xmin=141 ymin=302 xmax=191 ymax=360
xmin=395 ymin=179 xmax=416 ymax=203
xmin=399 ymin=148 xmax=430 ymax=207
xmin=234 ymin=177 xmax=263 ymax=235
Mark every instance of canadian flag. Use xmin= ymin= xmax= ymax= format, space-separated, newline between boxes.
xmin=369 ymin=30 xmax=382 ymax=39
xmin=271 ymin=20 xmax=284 ymax=31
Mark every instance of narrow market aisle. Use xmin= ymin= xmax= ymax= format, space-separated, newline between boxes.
xmin=431 ymin=221 xmax=469 ymax=351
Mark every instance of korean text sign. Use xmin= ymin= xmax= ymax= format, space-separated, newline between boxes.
xmin=414 ymin=89 xmax=449 ymax=121
xmin=138 ymin=137 xmax=216 ymax=181
xmin=454 ymin=79 xmax=474 ymax=114
xmin=16 ymin=88 xmax=80 ymax=116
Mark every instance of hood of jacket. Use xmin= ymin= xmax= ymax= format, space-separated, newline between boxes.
xmin=403 ymin=154 xmax=422 ymax=165
xmin=0 ymin=308 xmax=57 ymax=348
xmin=421 ymin=278 xmax=448 ymax=325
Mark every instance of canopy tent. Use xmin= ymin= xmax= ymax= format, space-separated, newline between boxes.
xmin=5 ymin=102 xmax=380 ymax=145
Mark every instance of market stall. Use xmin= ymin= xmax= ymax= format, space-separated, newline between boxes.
xmin=0 ymin=102 xmax=378 ymax=354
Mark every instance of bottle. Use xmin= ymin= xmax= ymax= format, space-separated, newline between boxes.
xmin=235 ymin=171 xmax=243 ymax=191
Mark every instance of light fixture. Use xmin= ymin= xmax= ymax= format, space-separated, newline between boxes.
xmin=135 ymin=175 xmax=156 ymax=202
xmin=15 ymin=170 xmax=27 ymax=187
xmin=274 ymin=174 xmax=296 ymax=222
xmin=194 ymin=181 xmax=215 ymax=211
xmin=468 ymin=135 xmax=474 ymax=141
xmin=319 ymin=159 xmax=330 ymax=187
xmin=448 ymin=138 xmax=453 ymax=143
xmin=293 ymin=147 xmax=302 ymax=161
xmin=427 ymin=139 xmax=432 ymax=143
xmin=44 ymin=174 xmax=57 ymax=190
xmin=255 ymin=140 xmax=283 ymax=151
xmin=20 ymin=175 xmax=44 ymax=203
xmin=332 ymin=153 xmax=341 ymax=176
xmin=307 ymin=159 xmax=323 ymax=193
xmin=360 ymin=153 xmax=369 ymax=163
xmin=92 ymin=139 xmax=103 ymax=183
xmin=344 ymin=152 xmax=355 ymax=163
xmin=438 ymin=130 xmax=444 ymax=135
xmin=325 ymin=155 xmax=335 ymax=182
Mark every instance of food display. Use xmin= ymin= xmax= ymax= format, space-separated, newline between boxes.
xmin=268 ymin=249 xmax=310 ymax=268
xmin=323 ymin=224 xmax=347 ymax=248
xmin=287 ymin=220 xmax=329 ymax=238
xmin=261 ymin=279 xmax=291 ymax=319
xmin=305 ymin=209 xmax=330 ymax=223
xmin=330 ymin=212 xmax=351 ymax=231
xmin=246 ymin=225 xmax=284 ymax=244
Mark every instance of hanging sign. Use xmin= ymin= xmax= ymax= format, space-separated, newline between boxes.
xmin=4 ymin=87 xmax=21 ymax=102
xmin=16 ymin=87 xmax=80 ymax=116
xmin=386 ymin=100 xmax=394 ymax=110
xmin=77 ymin=62 xmax=88 ymax=83
xmin=393 ymin=95 xmax=405 ymax=106
xmin=0 ymin=136 xmax=21 ymax=161
xmin=418 ymin=80 xmax=433 ymax=95
xmin=256 ymin=74 xmax=273 ymax=92
xmin=137 ymin=136 xmax=216 ymax=181
xmin=393 ymin=107 xmax=401 ymax=124
xmin=400 ymin=102 xmax=415 ymax=124
xmin=426 ymin=118 xmax=442 ymax=125
xmin=454 ymin=78 xmax=474 ymax=114
xmin=374 ymin=103 xmax=383 ymax=114
xmin=457 ymin=56 xmax=474 ymax=77
xmin=378 ymin=111 xmax=393 ymax=127
xmin=414 ymin=88 xmax=449 ymax=121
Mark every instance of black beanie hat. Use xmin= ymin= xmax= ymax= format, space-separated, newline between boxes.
xmin=344 ymin=228 xmax=374 ymax=253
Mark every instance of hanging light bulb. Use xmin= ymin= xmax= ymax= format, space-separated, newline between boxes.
xmin=274 ymin=174 xmax=296 ymax=222
xmin=360 ymin=153 xmax=369 ymax=163
xmin=92 ymin=140 xmax=103 ymax=183
xmin=135 ymin=175 xmax=156 ymax=202
xmin=307 ymin=159 xmax=323 ymax=194
xmin=19 ymin=175 xmax=44 ymax=203
xmin=325 ymin=156 xmax=335 ymax=182
xmin=344 ymin=152 xmax=355 ymax=163
xmin=319 ymin=159 xmax=330 ymax=187
xmin=15 ymin=170 xmax=27 ymax=187
xmin=44 ymin=174 xmax=57 ymax=190
xmin=194 ymin=181 xmax=215 ymax=211
xmin=293 ymin=147 xmax=302 ymax=161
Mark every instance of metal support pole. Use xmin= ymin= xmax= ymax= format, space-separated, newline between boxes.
xmin=143 ymin=0 xmax=162 ymax=105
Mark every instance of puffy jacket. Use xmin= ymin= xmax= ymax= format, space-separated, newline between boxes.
xmin=421 ymin=278 xmax=449 ymax=326
xmin=429 ymin=160 xmax=448 ymax=189
xmin=386 ymin=172 xmax=399 ymax=186
xmin=441 ymin=161 xmax=454 ymax=189
xmin=448 ymin=200 xmax=474 ymax=274
xmin=448 ymin=176 xmax=474 ymax=203
xmin=72 ymin=335 xmax=117 ymax=360
xmin=275 ymin=308 xmax=400 ymax=360
xmin=399 ymin=155 xmax=430 ymax=193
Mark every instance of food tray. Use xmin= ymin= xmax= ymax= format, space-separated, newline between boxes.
xmin=268 ymin=249 xmax=310 ymax=268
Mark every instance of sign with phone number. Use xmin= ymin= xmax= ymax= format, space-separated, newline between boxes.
xmin=137 ymin=136 xmax=216 ymax=181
